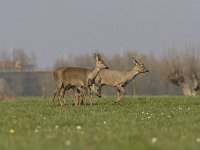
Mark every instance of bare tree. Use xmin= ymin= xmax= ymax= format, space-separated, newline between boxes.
xmin=161 ymin=47 xmax=200 ymax=96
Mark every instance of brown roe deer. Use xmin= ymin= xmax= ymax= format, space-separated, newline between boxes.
xmin=69 ymin=83 xmax=101 ymax=106
xmin=95 ymin=57 xmax=149 ymax=103
xmin=52 ymin=53 xmax=108 ymax=106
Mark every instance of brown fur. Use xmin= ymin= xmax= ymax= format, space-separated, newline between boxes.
xmin=69 ymin=83 xmax=101 ymax=106
xmin=95 ymin=58 xmax=149 ymax=103
xmin=52 ymin=53 xmax=108 ymax=106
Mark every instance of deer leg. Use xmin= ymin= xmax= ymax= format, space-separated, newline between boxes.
xmin=60 ymin=83 xmax=71 ymax=106
xmin=52 ymin=81 xmax=63 ymax=106
xmin=52 ymin=87 xmax=58 ymax=106
xmin=59 ymin=88 xmax=64 ymax=106
xmin=78 ymin=88 xmax=83 ymax=105
xmin=116 ymin=88 xmax=121 ymax=102
xmin=73 ymin=87 xmax=81 ymax=106
xmin=78 ymin=92 xmax=84 ymax=106
xmin=115 ymin=86 xmax=125 ymax=103
xmin=87 ymin=86 xmax=93 ymax=105
xmin=73 ymin=88 xmax=80 ymax=106
xmin=71 ymin=92 xmax=76 ymax=106
xmin=99 ymin=86 xmax=102 ymax=96
xmin=78 ymin=94 xmax=84 ymax=106
xmin=76 ymin=96 xmax=80 ymax=106
xmin=80 ymin=95 xmax=84 ymax=105
xmin=74 ymin=95 xmax=79 ymax=107
xmin=60 ymin=88 xmax=66 ymax=107
xmin=119 ymin=87 xmax=125 ymax=101
xmin=88 ymin=94 xmax=93 ymax=106
xmin=89 ymin=92 xmax=93 ymax=106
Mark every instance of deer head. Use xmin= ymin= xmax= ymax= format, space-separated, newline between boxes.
xmin=94 ymin=53 xmax=109 ymax=70
xmin=90 ymin=83 xmax=102 ymax=98
xmin=132 ymin=57 xmax=149 ymax=73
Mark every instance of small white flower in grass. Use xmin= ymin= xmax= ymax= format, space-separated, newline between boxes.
xmin=104 ymin=121 xmax=107 ymax=124
xmin=76 ymin=125 xmax=82 ymax=130
xmin=9 ymin=129 xmax=15 ymax=134
xmin=188 ymin=112 xmax=190 ymax=115
xmin=146 ymin=112 xmax=149 ymax=115
xmin=142 ymin=111 xmax=145 ymax=114
xmin=148 ymin=116 xmax=151 ymax=119
xmin=196 ymin=138 xmax=200 ymax=143
xmin=34 ymin=129 xmax=39 ymax=133
xmin=55 ymin=125 xmax=59 ymax=129
xmin=65 ymin=140 xmax=71 ymax=146
xmin=178 ymin=107 xmax=183 ymax=110
xmin=168 ymin=115 xmax=171 ymax=118
xmin=151 ymin=137 xmax=157 ymax=143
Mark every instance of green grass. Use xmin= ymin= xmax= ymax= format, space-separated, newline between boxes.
xmin=0 ymin=96 xmax=200 ymax=150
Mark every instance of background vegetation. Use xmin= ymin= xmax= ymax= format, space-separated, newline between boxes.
xmin=0 ymin=47 xmax=199 ymax=97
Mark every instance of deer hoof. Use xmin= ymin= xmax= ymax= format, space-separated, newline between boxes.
xmin=115 ymin=100 xmax=123 ymax=104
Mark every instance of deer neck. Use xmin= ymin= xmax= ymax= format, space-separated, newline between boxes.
xmin=126 ymin=67 xmax=140 ymax=81
xmin=88 ymin=66 xmax=101 ymax=81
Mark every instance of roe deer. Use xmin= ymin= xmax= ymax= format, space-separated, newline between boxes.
xmin=53 ymin=53 xmax=108 ymax=106
xmin=69 ymin=83 xmax=101 ymax=106
xmin=95 ymin=57 xmax=149 ymax=103
xmin=53 ymin=69 xmax=101 ymax=106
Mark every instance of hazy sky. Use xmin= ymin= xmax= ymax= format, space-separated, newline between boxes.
xmin=0 ymin=0 xmax=200 ymax=68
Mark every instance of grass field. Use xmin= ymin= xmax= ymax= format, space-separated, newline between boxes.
xmin=0 ymin=96 xmax=200 ymax=150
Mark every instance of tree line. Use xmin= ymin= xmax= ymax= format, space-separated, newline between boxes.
xmin=53 ymin=47 xmax=200 ymax=96
xmin=0 ymin=47 xmax=199 ymax=97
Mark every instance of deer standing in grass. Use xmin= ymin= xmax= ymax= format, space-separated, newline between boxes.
xmin=95 ymin=57 xmax=149 ymax=103
xmin=52 ymin=53 xmax=108 ymax=106
xmin=69 ymin=83 xmax=101 ymax=106
xmin=53 ymin=74 xmax=101 ymax=106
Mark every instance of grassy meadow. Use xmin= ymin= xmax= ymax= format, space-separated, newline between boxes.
xmin=0 ymin=96 xmax=200 ymax=150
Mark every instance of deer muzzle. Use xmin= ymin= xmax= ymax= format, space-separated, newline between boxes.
xmin=105 ymin=66 xmax=109 ymax=69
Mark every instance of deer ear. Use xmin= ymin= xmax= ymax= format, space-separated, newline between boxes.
xmin=94 ymin=53 xmax=101 ymax=61
xmin=138 ymin=55 xmax=144 ymax=64
xmin=97 ymin=53 xmax=102 ymax=59
xmin=94 ymin=53 xmax=98 ymax=60
xmin=132 ymin=57 xmax=138 ymax=65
